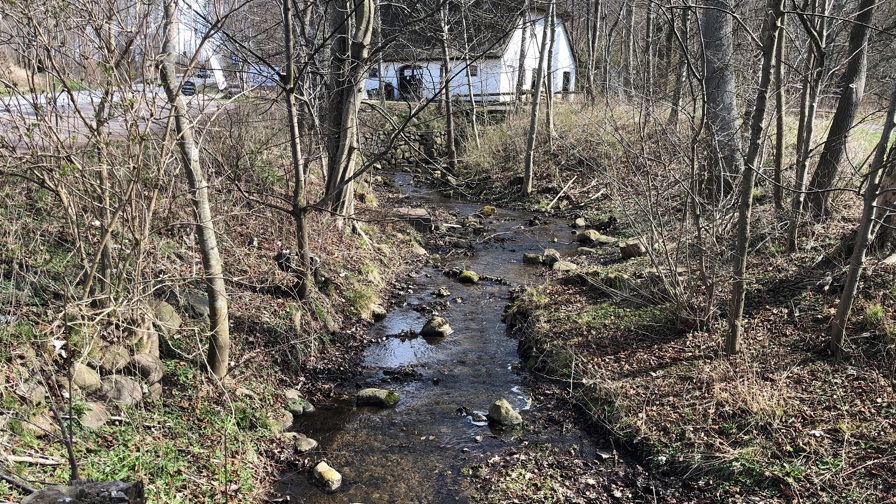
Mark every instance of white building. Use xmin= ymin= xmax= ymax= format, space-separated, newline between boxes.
xmin=365 ymin=4 xmax=576 ymax=103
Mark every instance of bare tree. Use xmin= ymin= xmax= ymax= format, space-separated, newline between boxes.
xmin=787 ymin=0 xmax=828 ymax=251
xmin=830 ymin=85 xmax=896 ymax=356
xmin=805 ymin=0 xmax=876 ymax=220
xmin=160 ymin=0 xmax=230 ymax=378
xmin=522 ymin=0 xmax=553 ymax=196
xmin=726 ymin=0 xmax=785 ymax=356
xmin=439 ymin=0 xmax=458 ymax=174
xmin=772 ymin=14 xmax=785 ymax=211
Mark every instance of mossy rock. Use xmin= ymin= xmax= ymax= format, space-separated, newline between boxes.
xmin=479 ymin=205 xmax=497 ymax=217
xmin=421 ymin=316 xmax=453 ymax=337
xmin=357 ymin=388 xmax=399 ymax=407
xmin=458 ymin=270 xmax=480 ymax=284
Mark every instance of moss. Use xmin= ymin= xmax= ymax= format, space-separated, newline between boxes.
xmin=458 ymin=270 xmax=480 ymax=284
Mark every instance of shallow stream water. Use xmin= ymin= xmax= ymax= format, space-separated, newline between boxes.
xmin=276 ymin=174 xmax=581 ymax=503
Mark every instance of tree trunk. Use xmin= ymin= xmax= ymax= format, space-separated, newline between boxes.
xmin=461 ymin=8 xmax=480 ymax=148
xmin=787 ymin=0 xmax=826 ymax=251
xmin=160 ymin=0 xmax=230 ymax=378
xmin=702 ymin=0 xmax=743 ymax=200
xmin=667 ymin=3 xmax=690 ymax=129
xmin=623 ymin=3 xmax=635 ymax=96
xmin=522 ymin=2 xmax=553 ymax=196
xmin=830 ymin=85 xmax=896 ymax=356
xmin=586 ymin=0 xmax=602 ymax=101
xmin=283 ymin=0 xmax=311 ymax=300
xmin=515 ymin=1 xmax=530 ymax=104
xmin=773 ymin=17 xmax=785 ymax=211
xmin=440 ymin=3 xmax=457 ymax=174
xmin=546 ymin=3 xmax=556 ymax=151
xmin=805 ymin=0 xmax=875 ymax=220
xmin=726 ymin=0 xmax=784 ymax=356
xmin=325 ymin=0 xmax=374 ymax=226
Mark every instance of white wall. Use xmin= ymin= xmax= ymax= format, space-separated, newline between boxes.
xmin=364 ymin=8 xmax=575 ymax=102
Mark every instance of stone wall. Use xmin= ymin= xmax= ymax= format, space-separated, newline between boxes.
xmin=360 ymin=125 xmax=448 ymax=168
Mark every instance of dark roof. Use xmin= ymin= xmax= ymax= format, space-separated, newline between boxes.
xmin=377 ymin=0 xmax=527 ymax=62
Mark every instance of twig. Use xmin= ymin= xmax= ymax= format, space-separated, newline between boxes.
xmin=0 ymin=469 xmax=36 ymax=494
xmin=544 ymin=176 xmax=577 ymax=212
xmin=6 ymin=455 xmax=63 ymax=466
xmin=40 ymin=370 xmax=79 ymax=482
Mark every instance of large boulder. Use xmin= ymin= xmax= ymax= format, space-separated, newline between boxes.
xmin=150 ymin=300 xmax=182 ymax=337
xmin=15 ymin=380 xmax=46 ymax=406
xmin=129 ymin=353 xmax=164 ymax=384
xmin=101 ymin=375 xmax=143 ymax=407
xmin=81 ymin=402 xmax=110 ymax=430
xmin=371 ymin=304 xmax=387 ymax=322
xmin=619 ymin=238 xmax=648 ymax=259
xmin=130 ymin=325 xmax=159 ymax=358
xmin=183 ymin=291 xmax=210 ymax=320
xmin=488 ymin=398 xmax=523 ymax=426
xmin=542 ymin=249 xmax=562 ymax=266
xmin=23 ymin=413 xmax=58 ymax=438
xmin=420 ymin=316 xmax=453 ymax=337
xmin=99 ymin=344 xmax=131 ymax=374
xmin=312 ymin=461 xmax=342 ymax=492
xmin=357 ymin=388 xmax=399 ymax=407
xmin=577 ymin=229 xmax=615 ymax=245
xmin=72 ymin=363 xmax=102 ymax=394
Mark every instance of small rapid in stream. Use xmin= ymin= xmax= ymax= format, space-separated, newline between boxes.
xmin=275 ymin=173 xmax=582 ymax=503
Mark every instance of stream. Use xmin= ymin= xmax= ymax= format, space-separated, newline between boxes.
xmin=275 ymin=173 xmax=584 ymax=502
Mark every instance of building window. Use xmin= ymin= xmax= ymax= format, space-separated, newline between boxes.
xmin=369 ymin=67 xmax=379 ymax=78
xmin=469 ymin=65 xmax=478 ymax=77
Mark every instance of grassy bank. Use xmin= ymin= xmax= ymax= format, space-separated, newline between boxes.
xmin=0 ymin=119 xmax=425 ymax=501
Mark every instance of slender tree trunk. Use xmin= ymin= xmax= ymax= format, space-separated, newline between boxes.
xmin=773 ymin=17 xmax=785 ymax=211
xmin=461 ymin=9 xmax=480 ymax=148
xmin=726 ymin=0 xmax=784 ymax=356
xmin=515 ymin=1 xmax=530 ymax=104
xmin=831 ymin=85 xmax=896 ymax=356
xmin=586 ymin=0 xmax=602 ymax=101
xmin=546 ymin=3 xmax=556 ymax=151
xmin=787 ymin=0 xmax=826 ymax=251
xmin=283 ymin=0 xmax=311 ymax=300
xmin=702 ymin=0 xmax=743 ymax=200
xmin=668 ymin=3 xmax=690 ymax=128
xmin=440 ymin=3 xmax=457 ymax=174
xmin=643 ymin=0 xmax=654 ymax=119
xmin=806 ymin=0 xmax=875 ymax=220
xmin=522 ymin=2 xmax=553 ymax=196
xmin=160 ymin=0 xmax=230 ymax=378
xmin=623 ymin=3 xmax=635 ymax=96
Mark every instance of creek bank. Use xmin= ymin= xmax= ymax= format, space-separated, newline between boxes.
xmin=274 ymin=171 xmax=704 ymax=502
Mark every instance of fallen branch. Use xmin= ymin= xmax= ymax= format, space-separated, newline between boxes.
xmin=0 ymin=469 xmax=36 ymax=494
xmin=544 ymin=176 xmax=577 ymax=212
xmin=6 ymin=455 xmax=63 ymax=466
